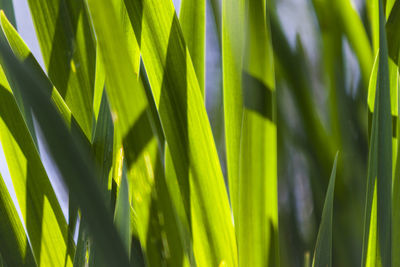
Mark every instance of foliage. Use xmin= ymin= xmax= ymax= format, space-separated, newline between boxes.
xmin=0 ymin=0 xmax=398 ymax=266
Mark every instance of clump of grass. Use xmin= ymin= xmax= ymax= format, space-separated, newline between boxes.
xmin=0 ymin=0 xmax=398 ymax=266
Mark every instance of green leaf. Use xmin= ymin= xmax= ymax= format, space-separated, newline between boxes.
xmin=114 ymin=164 xmax=131 ymax=256
xmin=363 ymin=1 xmax=393 ymax=266
xmin=179 ymin=0 xmax=206 ymax=96
xmin=0 ymin=12 xmax=89 ymax=147
xmin=386 ymin=0 xmax=400 ymax=64
xmin=312 ymin=152 xmax=338 ymax=267
xmin=84 ymin=2 xmax=190 ymax=266
xmin=0 ymin=35 xmax=130 ymax=267
xmin=367 ymin=53 xmax=398 ymax=138
xmin=334 ymin=0 xmax=373 ymax=87
xmin=26 ymin=0 xmax=96 ymax=139
xmin=92 ymin=91 xmax=114 ymax=194
xmin=0 ymin=172 xmax=37 ymax=267
xmin=93 ymin=44 xmax=105 ymax=121
xmin=362 ymin=82 xmax=379 ymax=266
xmin=73 ymin=220 xmax=88 ymax=267
xmin=100 ymin=0 xmax=238 ymax=266
xmin=269 ymin=10 xmax=336 ymax=177
xmin=376 ymin=1 xmax=392 ymax=265
xmin=222 ymin=0 xmax=245 ymax=232
xmin=391 ymin=2 xmax=400 ymax=266
xmin=365 ymin=182 xmax=380 ymax=266
xmin=237 ymin=0 xmax=279 ymax=266
xmin=0 ymin=0 xmax=15 ymax=28
xmin=0 ymin=64 xmax=75 ymax=266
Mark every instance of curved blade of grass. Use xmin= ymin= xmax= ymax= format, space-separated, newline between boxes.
xmin=222 ymin=0 xmax=245 ymax=226
xmin=0 ymin=65 xmax=75 ymax=266
xmin=237 ymin=0 xmax=279 ymax=265
xmin=107 ymin=1 xmax=238 ymax=266
xmin=26 ymin=0 xmax=96 ymax=139
xmin=0 ymin=172 xmax=37 ymax=267
xmin=179 ymin=0 xmax=205 ymax=96
xmin=0 ymin=40 xmax=130 ymax=267
xmin=312 ymin=152 xmax=338 ymax=267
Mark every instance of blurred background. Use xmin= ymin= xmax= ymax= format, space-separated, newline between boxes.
xmin=0 ymin=0 xmax=370 ymax=266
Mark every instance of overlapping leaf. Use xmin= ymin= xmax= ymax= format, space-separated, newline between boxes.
xmin=312 ymin=153 xmax=338 ymax=267
xmin=362 ymin=1 xmax=393 ymax=266
xmin=0 ymin=38 xmax=130 ymax=267
xmin=237 ymin=0 xmax=279 ymax=266
xmin=27 ymin=0 xmax=96 ymax=139
xmin=85 ymin=1 xmax=189 ymax=265
xmin=118 ymin=1 xmax=238 ymax=266
xmin=0 ymin=61 xmax=75 ymax=266
xmin=0 ymin=172 xmax=37 ymax=267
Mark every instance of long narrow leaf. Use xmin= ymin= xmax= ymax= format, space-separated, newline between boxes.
xmin=0 ymin=34 xmax=130 ymax=267
xmin=363 ymin=1 xmax=393 ymax=265
xmin=0 ymin=12 xmax=89 ymax=147
xmin=222 ymin=0 xmax=245 ymax=227
xmin=0 ymin=64 xmax=75 ymax=266
xmin=237 ymin=0 xmax=279 ymax=265
xmin=312 ymin=153 xmax=338 ymax=267
xmin=27 ymin=0 xmax=96 ymax=139
xmin=376 ymin=1 xmax=392 ymax=265
xmin=179 ymin=0 xmax=205 ymax=96
xmin=98 ymin=1 xmax=238 ymax=266
xmin=0 ymin=172 xmax=37 ymax=267
xmin=84 ymin=1 xmax=190 ymax=266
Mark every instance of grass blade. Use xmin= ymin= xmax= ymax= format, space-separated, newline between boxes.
xmin=179 ymin=0 xmax=205 ymax=96
xmin=312 ymin=153 xmax=338 ymax=267
xmin=334 ymin=0 xmax=373 ymax=87
xmin=362 ymin=66 xmax=379 ymax=266
xmin=0 ymin=12 xmax=89 ymax=147
xmin=237 ymin=0 xmax=279 ymax=265
xmin=85 ymin=1 xmax=191 ymax=265
xmin=376 ymin=1 xmax=392 ymax=265
xmin=120 ymin=1 xmax=239 ymax=265
xmin=0 ymin=0 xmax=15 ymax=27
xmin=0 ymin=40 xmax=131 ymax=267
xmin=386 ymin=0 xmax=400 ymax=64
xmin=114 ymin=164 xmax=131 ymax=256
xmin=222 ymin=0 xmax=245 ymax=227
xmin=363 ymin=1 xmax=393 ymax=265
xmin=0 ymin=172 xmax=37 ymax=267
xmin=0 ymin=64 xmax=75 ymax=266
xmin=27 ymin=0 xmax=96 ymax=139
